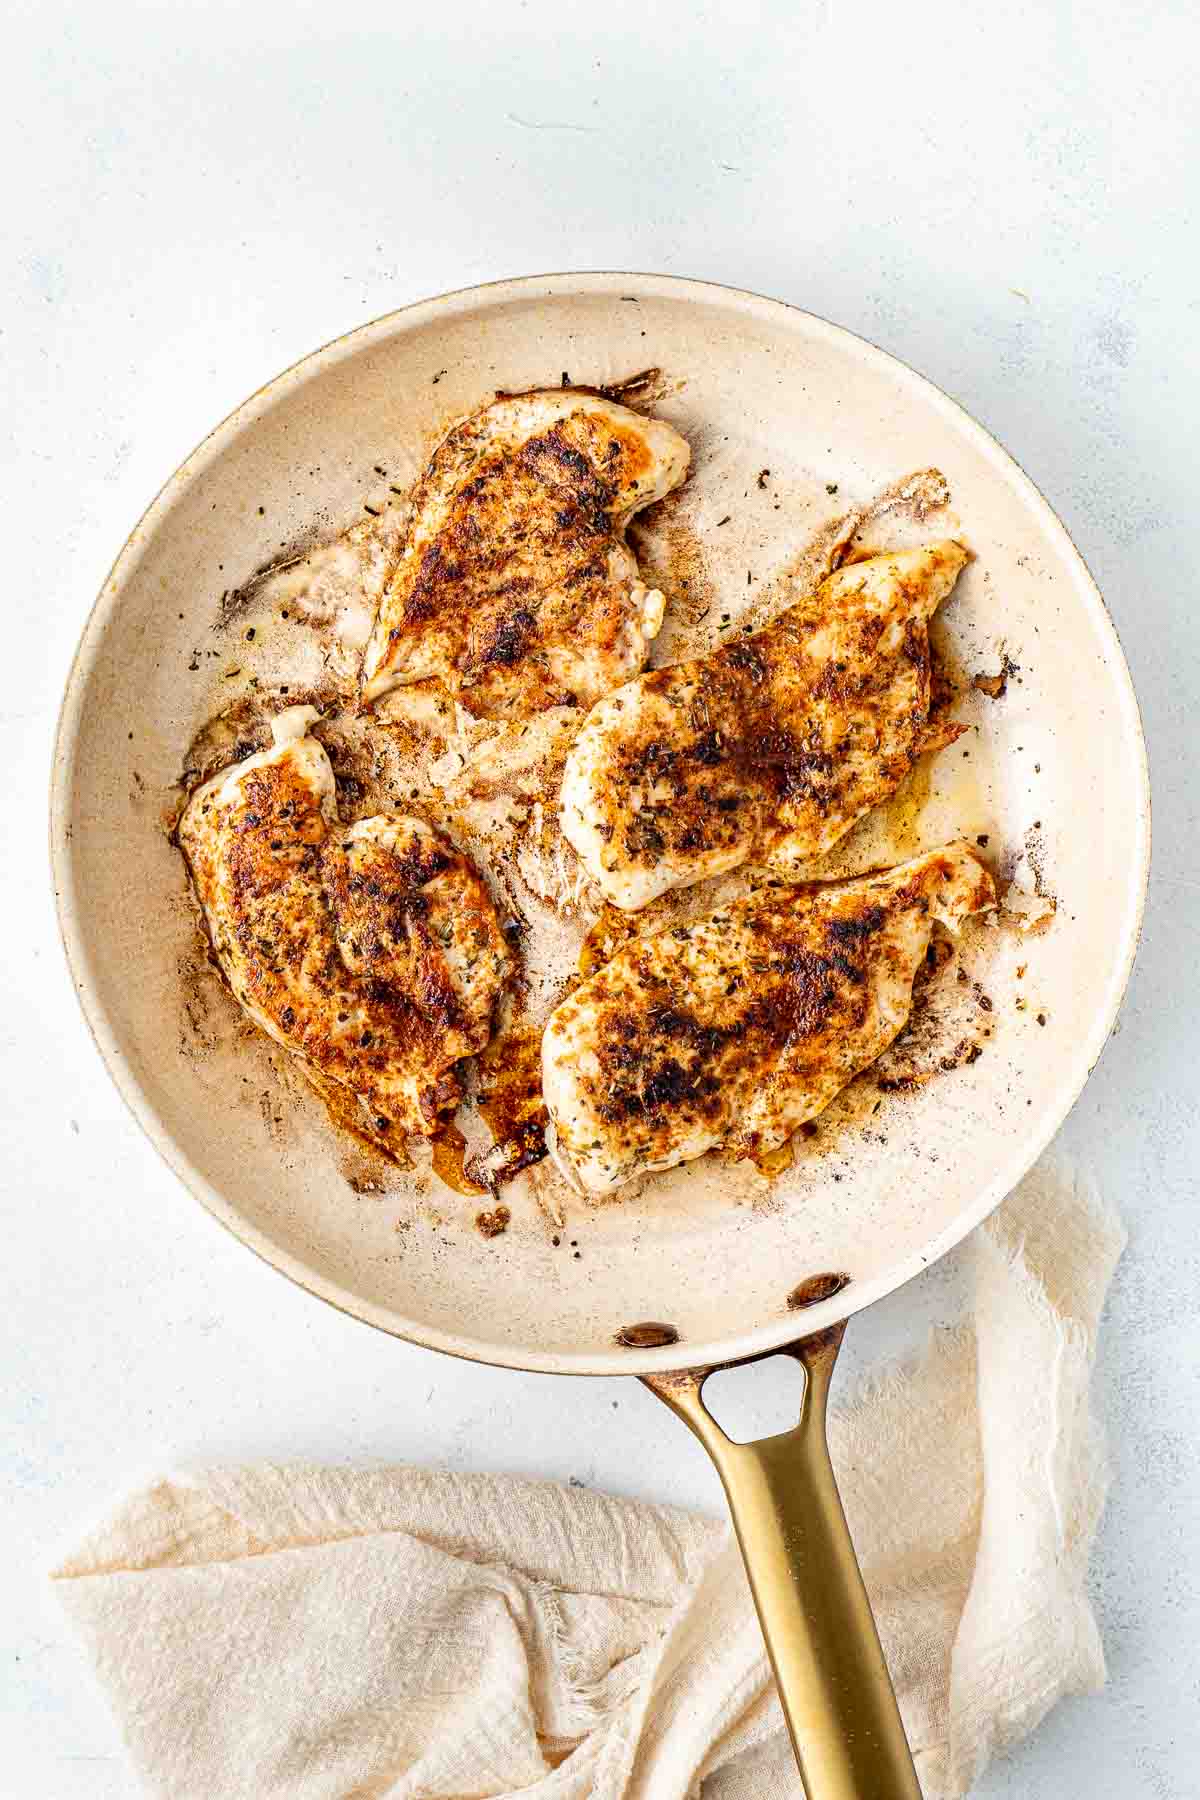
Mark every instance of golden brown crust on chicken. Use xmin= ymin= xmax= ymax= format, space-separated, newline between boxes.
xmin=178 ymin=709 xmax=511 ymax=1134
xmin=560 ymin=542 xmax=970 ymax=910
xmin=542 ymin=843 xmax=996 ymax=1194
xmin=361 ymin=390 xmax=690 ymax=719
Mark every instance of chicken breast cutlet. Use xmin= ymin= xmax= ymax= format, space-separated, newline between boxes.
xmin=561 ymin=542 xmax=970 ymax=909
xmin=178 ymin=707 xmax=511 ymax=1135
xmin=361 ymin=389 xmax=690 ymax=719
xmin=542 ymin=843 xmax=995 ymax=1194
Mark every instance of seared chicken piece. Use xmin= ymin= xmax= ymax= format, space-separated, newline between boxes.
xmin=178 ymin=707 xmax=511 ymax=1135
xmin=542 ymin=843 xmax=995 ymax=1194
xmin=361 ymin=390 xmax=690 ymax=719
xmin=561 ymin=542 xmax=969 ymax=910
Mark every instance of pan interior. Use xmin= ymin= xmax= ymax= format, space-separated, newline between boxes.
xmin=53 ymin=276 xmax=1148 ymax=1374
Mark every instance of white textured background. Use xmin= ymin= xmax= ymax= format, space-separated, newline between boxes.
xmin=3 ymin=1 xmax=1198 ymax=1793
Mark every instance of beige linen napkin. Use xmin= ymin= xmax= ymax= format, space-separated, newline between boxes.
xmin=53 ymin=1159 xmax=1123 ymax=1799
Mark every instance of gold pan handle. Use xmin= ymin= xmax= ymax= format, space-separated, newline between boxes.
xmin=643 ymin=1324 xmax=921 ymax=1800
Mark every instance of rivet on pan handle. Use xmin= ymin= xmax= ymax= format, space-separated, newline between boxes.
xmin=642 ymin=1324 xmax=922 ymax=1800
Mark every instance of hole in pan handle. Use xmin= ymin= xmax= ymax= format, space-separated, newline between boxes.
xmin=642 ymin=1322 xmax=921 ymax=1800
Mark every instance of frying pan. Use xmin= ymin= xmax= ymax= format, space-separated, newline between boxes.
xmin=52 ymin=274 xmax=1149 ymax=1796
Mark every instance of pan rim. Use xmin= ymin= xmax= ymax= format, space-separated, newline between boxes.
xmin=50 ymin=270 xmax=1151 ymax=1376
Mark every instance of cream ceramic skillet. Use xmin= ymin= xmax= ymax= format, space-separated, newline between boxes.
xmin=52 ymin=274 xmax=1149 ymax=1797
